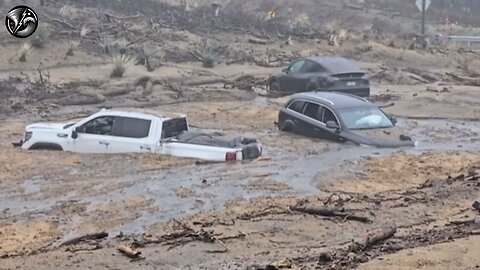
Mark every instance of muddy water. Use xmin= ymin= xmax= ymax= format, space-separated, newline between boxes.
xmin=1 ymin=118 xmax=480 ymax=238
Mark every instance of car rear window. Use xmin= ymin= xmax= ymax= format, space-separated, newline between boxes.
xmin=114 ymin=117 xmax=151 ymax=138
xmin=162 ymin=117 xmax=188 ymax=139
xmin=288 ymin=100 xmax=305 ymax=113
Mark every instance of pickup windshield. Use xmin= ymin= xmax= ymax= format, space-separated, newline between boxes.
xmin=63 ymin=123 xmax=75 ymax=129
xmin=338 ymin=106 xmax=393 ymax=130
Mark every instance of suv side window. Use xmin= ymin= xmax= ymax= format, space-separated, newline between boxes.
xmin=80 ymin=116 xmax=116 ymax=135
xmin=288 ymin=60 xmax=305 ymax=74
xmin=322 ymin=107 xmax=339 ymax=125
xmin=113 ymin=117 xmax=151 ymax=138
xmin=288 ymin=100 xmax=305 ymax=113
xmin=303 ymin=102 xmax=321 ymax=120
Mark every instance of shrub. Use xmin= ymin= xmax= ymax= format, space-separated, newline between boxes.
xmin=30 ymin=25 xmax=52 ymax=48
xmin=110 ymin=54 xmax=132 ymax=78
xmin=80 ymin=25 xmax=91 ymax=38
xmin=140 ymin=45 xmax=161 ymax=71
xmin=66 ymin=41 xmax=80 ymax=57
xmin=18 ymin=42 xmax=33 ymax=62
xmin=201 ymin=52 xmax=217 ymax=68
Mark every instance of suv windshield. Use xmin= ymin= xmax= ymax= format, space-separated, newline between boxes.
xmin=338 ymin=106 xmax=393 ymax=130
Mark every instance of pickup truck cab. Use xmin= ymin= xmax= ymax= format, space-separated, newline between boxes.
xmin=20 ymin=109 xmax=262 ymax=162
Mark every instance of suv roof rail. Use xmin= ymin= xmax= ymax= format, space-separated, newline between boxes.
xmin=331 ymin=91 xmax=369 ymax=102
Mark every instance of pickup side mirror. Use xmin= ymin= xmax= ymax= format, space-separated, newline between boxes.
xmin=71 ymin=126 xmax=81 ymax=139
xmin=326 ymin=121 xmax=340 ymax=131
xmin=282 ymin=68 xmax=288 ymax=74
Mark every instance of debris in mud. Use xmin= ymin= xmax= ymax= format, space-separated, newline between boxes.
xmin=58 ymin=231 xmax=109 ymax=247
xmin=134 ymin=220 xmax=230 ymax=253
xmin=473 ymin=200 xmax=480 ymax=213
xmin=118 ymin=245 xmax=143 ymax=260
xmin=290 ymin=205 xmax=372 ymax=223
xmin=445 ymin=72 xmax=480 ymax=87
xmin=369 ymin=92 xmax=399 ymax=102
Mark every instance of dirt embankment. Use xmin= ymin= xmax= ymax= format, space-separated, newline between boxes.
xmin=0 ymin=0 xmax=480 ymax=269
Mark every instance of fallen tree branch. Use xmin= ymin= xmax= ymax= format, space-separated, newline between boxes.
xmin=348 ymin=226 xmax=397 ymax=252
xmin=181 ymin=78 xmax=231 ymax=86
xmin=118 ymin=245 xmax=142 ymax=259
xmin=445 ymin=72 xmax=480 ymax=86
xmin=59 ymin=232 xmax=108 ymax=247
xmin=248 ymin=38 xmax=270 ymax=45
xmin=290 ymin=206 xmax=372 ymax=223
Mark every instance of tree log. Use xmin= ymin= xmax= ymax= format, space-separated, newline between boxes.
xmin=59 ymin=232 xmax=108 ymax=247
xmin=446 ymin=72 xmax=480 ymax=86
xmin=348 ymin=226 xmax=396 ymax=252
xmin=118 ymin=245 xmax=142 ymax=258
xmin=290 ymin=206 xmax=372 ymax=223
xmin=248 ymin=38 xmax=269 ymax=45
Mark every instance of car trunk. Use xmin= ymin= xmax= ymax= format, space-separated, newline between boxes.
xmin=329 ymin=72 xmax=370 ymax=97
xmin=332 ymin=72 xmax=368 ymax=87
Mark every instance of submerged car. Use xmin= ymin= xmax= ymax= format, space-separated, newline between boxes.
xmin=267 ymin=56 xmax=370 ymax=97
xmin=277 ymin=92 xmax=415 ymax=148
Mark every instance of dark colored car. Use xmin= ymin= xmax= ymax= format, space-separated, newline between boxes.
xmin=277 ymin=92 xmax=416 ymax=148
xmin=268 ymin=56 xmax=370 ymax=97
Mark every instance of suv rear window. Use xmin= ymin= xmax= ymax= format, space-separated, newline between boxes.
xmin=114 ymin=117 xmax=151 ymax=138
xmin=288 ymin=100 xmax=305 ymax=113
xmin=162 ymin=117 xmax=188 ymax=139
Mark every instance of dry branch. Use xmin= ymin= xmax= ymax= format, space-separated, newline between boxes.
xmin=181 ymin=78 xmax=231 ymax=86
xmin=118 ymin=245 xmax=142 ymax=259
xmin=59 ymin=232 xmax=108 ymax=247
xmin=348 ymin=226 xmax=397 ymax=252
xmin=248 ymin=38 xmax=270 ymax=45
xmin=446 ymin=72 xmax=480 ymax=86
xmin=290 ymin=206 xmax=372 ymax=223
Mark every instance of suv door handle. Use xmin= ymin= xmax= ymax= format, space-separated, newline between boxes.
xmin=99 ymin=140 xmax=109 ymax=146
xmin=314 ymin=127 xmax=320 ymax=132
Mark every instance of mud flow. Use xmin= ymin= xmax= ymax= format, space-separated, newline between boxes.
xmin=1 ymin=0 xmax=480 ymax=269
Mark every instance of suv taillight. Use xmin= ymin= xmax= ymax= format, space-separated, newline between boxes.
xmin=226 ymin=152 xmax=237 ymax=161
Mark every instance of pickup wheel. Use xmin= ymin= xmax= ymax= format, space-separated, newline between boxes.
xmin=29 ymin=143 xmax=63 ymax=151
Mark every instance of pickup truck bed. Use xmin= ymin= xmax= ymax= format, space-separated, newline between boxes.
xmin=175 ymin=131 xmax=262 ymax=160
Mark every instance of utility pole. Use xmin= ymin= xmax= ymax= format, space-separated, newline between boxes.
xmin=421 ymin=0 xmax=426 ymax=36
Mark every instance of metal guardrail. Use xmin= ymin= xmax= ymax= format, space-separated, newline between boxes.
xmin=447 ymin=35 xmax=480 ymax=42
xmin=436 ymin=34 xmax=480 ymax=43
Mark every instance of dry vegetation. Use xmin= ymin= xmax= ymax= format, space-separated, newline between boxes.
xmin=0 ymin=0 xmax=480 ymax=269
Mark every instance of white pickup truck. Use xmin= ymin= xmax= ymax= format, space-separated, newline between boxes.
xmin=19 ymin=109 xmax=262 ymax=162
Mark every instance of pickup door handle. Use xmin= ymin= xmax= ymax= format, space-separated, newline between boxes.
xmin=99 ymin=140 xmax=109 ymax=146
xmin=140 ymin=145 xmax=151 ymax=151
xmin=314 ymin=127 xmax=320 ymax=132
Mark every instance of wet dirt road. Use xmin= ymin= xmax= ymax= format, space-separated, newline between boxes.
xmin=1 ymin=116 xmax=479 ymax=245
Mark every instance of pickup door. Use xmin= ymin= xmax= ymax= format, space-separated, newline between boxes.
xmin=107 ymin=116 xmax=157 ymax=153
xmin=71 ymin=115 xmax=117 ymax=153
